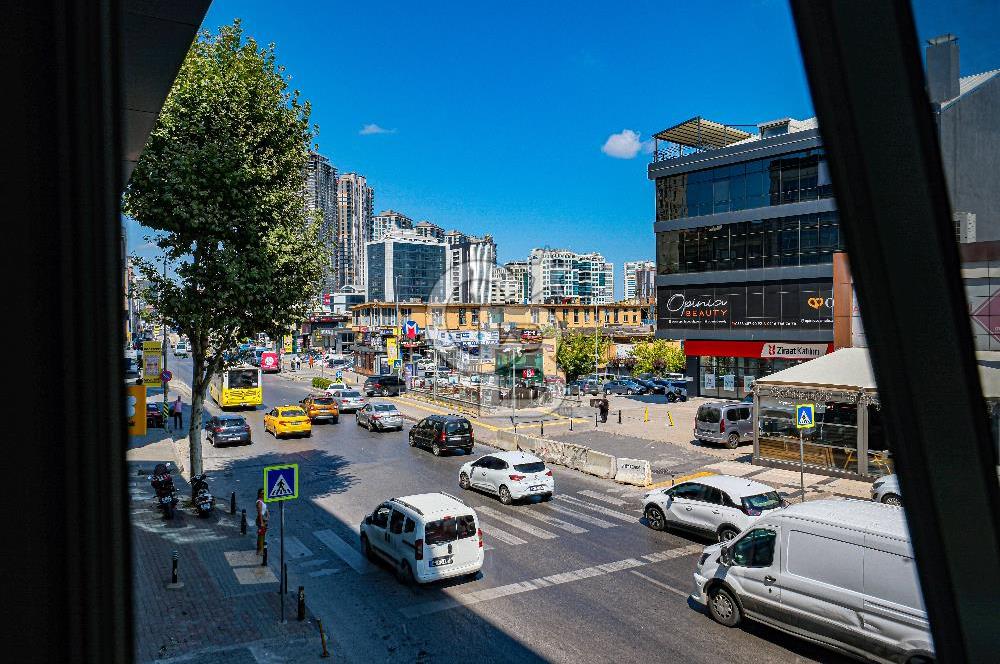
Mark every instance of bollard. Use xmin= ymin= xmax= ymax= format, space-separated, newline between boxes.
xmin=171 ymin=550 xmax=179 ymax=584
xmin=594 ymin=410 xmax=598 ymax=428
xmin=667 ymin=412 xmax=675 ymax=427
xmin=240 ymin=509 xmax=247 ymax=535
xmin=297 ymin=586 xmax=306 ymax=621
xmin=262 ymin=541 xmax=268 ymax=567
xmin=540 ymin=419 xmax=544 ymax=437
xmin=570 ymin=415 xmax=573 ymax=431
xmin=230 ymin=491 xmax=236 ymax=515
xmin=318 ymin=619 xmax=331 ymax=658
xmin=644 ymin=406 xmax=649 ymax=422
xmin=618 ymin=409 xmax=622 ymax=424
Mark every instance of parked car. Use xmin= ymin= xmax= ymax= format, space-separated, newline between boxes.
xmin=146 ymin=402 xmax=164 ymax=429
xmin=458 ymin=451 xmax=553 ymax=505
xmin=359 ymin=493 xmax=484 ymax=584
xmin=632 ymin=378 xmax=665 ymax=394
xmin=695 ymin=402 xmax=754 ymax=449
xmin=603 ymin=379 xmax=646 ymax=396
xmin=205 ymin=415 xmax=252 ymax=447
xmin=408 ymin=415 xmax=474 ymax=456
xmin=693 ymin=500 xmax=933 ymax=663
xmin=871 ymin=473 xmax=902 ymax=506
xmin=125 ymin=367 xmax=142 ymax=385
xmin=335 ymin=390 xmax=365 ymax=413
xmin=300 ymin=394 xmax=340 ymax=423
xmin=364 ymin=374 xmax=406 ymax=397
xmin=653 ymin=378 xmax=688 ymax=402
xmin=356 ymin=402 xmax=403 ymax=431
xmin=642 ymin=475 xmax=785 ymax=542
xmin=263 ymin=405 xmax=312 ymax=439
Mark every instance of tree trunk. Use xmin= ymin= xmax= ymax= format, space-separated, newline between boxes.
xmin=188 ymin=387 xmax=205 ymax=477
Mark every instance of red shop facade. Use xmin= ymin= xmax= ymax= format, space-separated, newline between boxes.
xmin=684 ymin=340 xmax=835 ymax=400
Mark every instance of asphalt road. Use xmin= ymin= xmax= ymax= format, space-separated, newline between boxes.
xmin=162 ymin=357 xmax=849 ymax=664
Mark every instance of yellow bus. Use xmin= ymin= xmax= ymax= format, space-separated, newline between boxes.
xmin=210 ymin=365 xmax=263 ymax=409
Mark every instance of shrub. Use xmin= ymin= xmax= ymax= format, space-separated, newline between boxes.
xmin=312 ymin=377 xmax=332 ymax=389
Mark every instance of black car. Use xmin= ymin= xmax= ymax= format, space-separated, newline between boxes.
xmin=408 ymin=415 xmax=474 ymax=456
xmin=205 ymin=415 xmax=252 ymax=447
xmin=603 ymin=379 xmax=646 ymax=395
xmin=364 ymin=374 xmax=405 ymax=397
xmin=633 ymin=378 xmax=665 ymax=394
xmin=146 ymin=402 xmax=165 ymax=429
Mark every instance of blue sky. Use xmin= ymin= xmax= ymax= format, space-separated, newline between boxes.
xmin=127 ymin=0 xmax=998 ymax=297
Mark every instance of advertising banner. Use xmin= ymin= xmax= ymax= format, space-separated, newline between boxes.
xmin=703 ymin=373 xmax=716 ymax=390
xmin=386 ymin=337 xmax=399 ymax=365
xmin=283 ymin=335 xmax=293 ymax=353
xmin=126 ymin=385 xmax=146 ymax=436
xmin=659 ymin=281 xmax=834 ymax=330
xmin=142 ymin=341 xmax=162 ymax=387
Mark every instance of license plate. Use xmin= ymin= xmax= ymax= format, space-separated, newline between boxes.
xmin=430 ymin=556 xmax=453 ymax=567
xmin=530 ymin=485 xmax=546 ymax=492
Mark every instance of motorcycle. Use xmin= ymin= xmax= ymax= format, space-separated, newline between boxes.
xmin=190 ymin=473 xmax=215 ymax=517
xmin=149 ymin=463 xmax=179 ymax=519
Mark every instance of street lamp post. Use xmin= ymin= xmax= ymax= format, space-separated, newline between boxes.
xmin=394 ymin=275 xmax=402 ymax=381
xmin=162 ymin=255 xmax=169 ymax=411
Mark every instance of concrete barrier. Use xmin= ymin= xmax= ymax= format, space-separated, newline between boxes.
xmin=615 ymin=457 xmax=652 ymax=486
xmin=562 ymin=443 xmax=590 ymax=471
xmin=580 ymin=450 xmax=617 ymax=479
xmin=516 ymin=435 xmax=538 ymax=453
xmin=494 ymin=430 xmax=519 ymax=451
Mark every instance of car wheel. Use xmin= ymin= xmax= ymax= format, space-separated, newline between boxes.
xmin=644 ymin=505 xmax=666 ymax=531
xmin=355 ymin=416 xmax=361 ymax=426
xmin=408 ymin=434 xmax=416 ymax=447
xmin=882 ymin=493 xmax=903 ymax=507
xmin=726 ymin=433 xmax=740 ymax=450
xmin=333 ymin=417 xmax=339 ymax=424
xmin=541 ymin=492 xmax=553 ymax=502
xmin=459 ymin=472 xmax=471 ymax=490
xmin=361 ymin=535 xmax=374 ymax=561
xmin=718 ymin=526 xmax=739 ymax=543
xmin=464 ymin=447 xmax=473 ymax=455
xmin=499 ymin=485 xmax=513 ymax=505
xmin=680 ymin=395 xmax=688 ymax=402
xmin=667 ymin=392 xmax=676 ymax=403
xmin=397 ymin=561 xmax=415 ymax=585
xmin=381 ymin=388 xmax=389 ymax=397
xmin=306 ymin=430 xmax=312 ymax=438
xmin=708 ymin=586 xmax=742 ymax=627
xmin=432 ymin=443 xmax=442 ymax=456
xmin=626 ymin=389 xmax=633 ymax=395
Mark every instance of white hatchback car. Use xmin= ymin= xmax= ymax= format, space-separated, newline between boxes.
xmin=359 ymin=492 xmax=484 ymax=584
xmin=459 ymin=451 xmax=554 ymax=505
xmin=871 ymin=473 xmax=902 ymax=505
xmin=642 ymin=474 xmax=786 ymax=542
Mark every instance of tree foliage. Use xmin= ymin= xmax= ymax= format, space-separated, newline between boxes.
xmin=630 ymin=339 xmax=685 ymax=375
xmin=556 ymin=332 xmax=610 ymax=382
xmin=123 ymin=20 xmax=324 ymax=475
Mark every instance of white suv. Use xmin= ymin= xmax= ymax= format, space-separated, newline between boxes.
xmin=458 ymin=451 xmax=554 ymax=505
xmin=360 ymin=493 xmax=484 ymax=584
xmin=642 ymin=475 xmax=785 ymax=542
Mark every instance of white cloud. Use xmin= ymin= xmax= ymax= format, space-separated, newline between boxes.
xmin=601 ymin=129 xmax=643 ymax=159
xmin=359 ymin=123 xmax=396 ymax=135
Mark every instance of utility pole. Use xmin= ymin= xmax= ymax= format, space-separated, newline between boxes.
xmin=395 ymin=275 xmax=402 ymax=382
xmin=162 ymin=255 xmax=169 ymax=410
xmin=594 ymin=299 xmax=599 ymax=380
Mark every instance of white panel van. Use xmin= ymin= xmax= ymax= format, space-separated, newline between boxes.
xmin=692 ymin=499 xmax=933 ymax=663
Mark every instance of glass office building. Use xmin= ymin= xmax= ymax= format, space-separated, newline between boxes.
xmin=366 ymin=236 xmax=446 ymax=303
xmin=649 ymin=116 xmax=841 ymax=399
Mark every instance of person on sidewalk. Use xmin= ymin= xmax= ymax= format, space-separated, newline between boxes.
xmin=170 ymin=396 xmax=183 ymax=431
xmin=256 ymin=488 xmax=269 ymax=555
xmin=308 ymin=355 xmax=314 ymax=369
xmin=598 ymin=396 xmax=610 ymax=423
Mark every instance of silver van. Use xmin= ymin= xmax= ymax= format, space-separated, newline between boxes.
xmin=693 ymin=500 xmax=933 ymax=663
xmin=695 ymin=402 xmax=754 ymax=449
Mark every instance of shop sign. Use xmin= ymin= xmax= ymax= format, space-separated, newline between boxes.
xmin=703 ymin=373 xmax=716 ymax=390
xmin=971 ymin=290 xmax=1000 ymax=342
xmin=665 ymin=294 xmax=728 ymax=322
xmin=661 ymin=282 xmax=834 ymax=329
xmin=760 ymin=342 xmax=828 ymax=360
xmin=723 ymin=374 xmax=735 ymax=392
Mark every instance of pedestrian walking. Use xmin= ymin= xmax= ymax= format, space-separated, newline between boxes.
xmin=169 ymin=396 xmax=183 ymax=430
xmin=308 ymin=355 xmax=314 ymax=369
xmin=256 ymin=488 xmax=269 ymax=556
xmin=598 ymin=396 xmax=610 ymax=423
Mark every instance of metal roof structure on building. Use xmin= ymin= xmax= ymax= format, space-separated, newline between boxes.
xmin=652 ymin=116 xmax=754 ymax=149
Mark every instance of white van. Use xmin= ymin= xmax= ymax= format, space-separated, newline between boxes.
xmin=692 ymin=500 xmax=933 ymax=663
xmin=360 ymin=492 xmax=484 ymax=584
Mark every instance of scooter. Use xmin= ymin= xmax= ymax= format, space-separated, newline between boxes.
xmin=190 ymin=473 xmax=215 ymax=517
xmin=149 ymin=463 xmax=179 ymax=519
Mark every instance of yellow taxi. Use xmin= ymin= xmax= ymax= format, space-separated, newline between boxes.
xmin=300 ymin=394 xmax=340 ymax=424
xmin=264 ymin=405 xmax=312 ymax=439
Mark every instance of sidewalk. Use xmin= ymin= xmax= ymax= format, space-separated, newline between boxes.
xmin=128 ymin=428 xmax=329 ymax=663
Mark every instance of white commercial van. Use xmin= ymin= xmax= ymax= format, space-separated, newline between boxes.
xmin=692 ymin=500 xmax=933 ymax=663
xmin=360 ymin=492 xmax=484 ymax=584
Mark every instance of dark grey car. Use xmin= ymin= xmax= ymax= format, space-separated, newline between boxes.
xmin=408 ymin=415 xmax=474 ymax=455
xmin=694 ymin=403 xmax=754 ymax=449
xmin=206 ymin=415 xmax=252 ymax=447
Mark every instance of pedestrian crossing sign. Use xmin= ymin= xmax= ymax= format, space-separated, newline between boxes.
xmin=796 ymin=404 xmax=815 ymax=429
xmin=263 ymin=463 xmax=298 ymax=503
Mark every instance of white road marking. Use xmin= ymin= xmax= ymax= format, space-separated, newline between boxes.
xmin=398 ymin=544 xmax=702 ymax=618
xmin=578 ymin=490 xmax=628 ymax=506
xmin=516 ymin=508 xmax=588 ymax=534
xmin=555 ymin=495 xmax=637 ymax=523
xmin=313 ymin=529 xmax=372 ymax=575
xmin=545 ymin=503 xmax=617 ymax=529
xmin=475 ymin=506 xmax=558 ymax=540
xmin=308 ymin=568 xmax=342 ymax=578
xmin=298 ymin=558 xmax=329 ymax=568
xmin=630 ymin=570 xmax=691 ymax=598
xmin=479 ymin=523 xmax=527 ymax=546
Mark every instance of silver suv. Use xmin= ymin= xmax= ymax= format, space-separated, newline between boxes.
xmin=695 ymin=402 xmax=754 ymax=449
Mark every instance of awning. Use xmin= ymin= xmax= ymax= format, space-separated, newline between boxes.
xmin=653 ymin=117 xmax=753 ymax=149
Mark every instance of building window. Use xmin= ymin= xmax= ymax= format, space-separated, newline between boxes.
xmin=614 ymin=309 xmax=619 ymax=323
xmin=563 ymin=308 xmax=569 ymax=321
xmin=573 ymin=309 xmax=579 ymax=323
xmin=584 ymin=310 xmax=590 ymax=323
xmin=471 ymin=308 xmax=479 ymax=325
xmin=548 ymin=308 xmax=556 ymax=324
xmin=458 ymin=308 xmax=467 ymax=325
xmin=531 ymin=308 xmax=539 ymax=324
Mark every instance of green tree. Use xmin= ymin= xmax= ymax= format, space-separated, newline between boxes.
xmin=556 ymin=331 xmax=610 ymax=382
xmin=630 ymin=339 xmax=685 ymax=375
xmin=124 ymin=20 xmax=324 ymax=476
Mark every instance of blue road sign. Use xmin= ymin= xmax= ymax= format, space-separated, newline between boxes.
xmin=796 ymin=404 xmax=815 ymax=429
xmin=263 ymin=463 xmax=298 ymax=503
xmin=335 ymin=369 xmax=343 ymax=380
xmin=160 ymin=369 xmax=172 ymax=383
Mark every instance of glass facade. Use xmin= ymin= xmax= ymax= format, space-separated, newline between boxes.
xmin=367 ymin=243 xmax=386 ymax=301
xmin=697 ymin=356 xmax=803 ymax=400
xmin=656 ymin=212 xmax=841 ymax=275
xmin=757 ymin=395 xmax=860 ymax=473
xmin=655 ymin=148 xmax=833 ymax=221
xmin=367 ymin=241 xmax=446 ymax=303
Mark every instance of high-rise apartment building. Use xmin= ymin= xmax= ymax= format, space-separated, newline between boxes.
xmin=504 ymin=261 xmax=531 ymax=304
xmin=623 ymin=260 xmax=655 ymax=299
xmin=304 ymin=151 xmax=338 ymax=293
xmin=634 ymin=265 xmax=656 ymax=301
xmin=414 ymin=220 xmax=444 ymax=241
xmin=443 ymin=231 xmax=497 ymax=303
xmin=336 ymin=173 xmax=374 ymax=290
xmin=372 ymin=209 xmax=413 ymax=241
xmin=366 ymin=229 xmax=446 ymax=303
xmin=489 ymin=265 xmax=518 ymax=304
xmin=528 ymin=248 xmax=613 ymax=305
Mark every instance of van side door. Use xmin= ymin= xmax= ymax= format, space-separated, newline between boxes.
xmin=737 ymin=407 xmax=754 ymax=440
xmin=386 ymin=508 xmax=406 ymax=564
xmin=367 ymin=504 xmax=393 ymax=559
xmin=723 ymin=527 xmax=781 ymax=617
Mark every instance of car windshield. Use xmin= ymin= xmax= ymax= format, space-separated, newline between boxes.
xmin=424 ymin=514 xmax=477 ymax=545
xmin=313 ymin=397 xmax=335 ymax=405
xmin=445 ymin=421 xmax=471 ymax=434
xmin=280 ymin=408 xmax=306 ymax=417
xmin=742 ymin=492 xmax=784 ymax=511
xmin=219 ymin=418 xmax=244 ymax=427
xmin=374 ymin=404 xmax=397 ymax=412
xmin=697 ymin=406 xmax=721 ymax=423
xmin=342 ymin=391 xmax=361 ymax=398
xmin=513 ymin=461 xmax=546 ymax=473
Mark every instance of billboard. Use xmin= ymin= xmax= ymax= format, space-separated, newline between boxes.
xmin=142 ymin=341 xmax=162 ymax=387
xmin=658 ymin=280 xmax=833 ymax=331
xmin=386 ymin=337 xmax=399 ymax=365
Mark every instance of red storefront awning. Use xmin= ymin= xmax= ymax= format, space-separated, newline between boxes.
xmin=685 ymin=340 xmax=834 ymax=360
